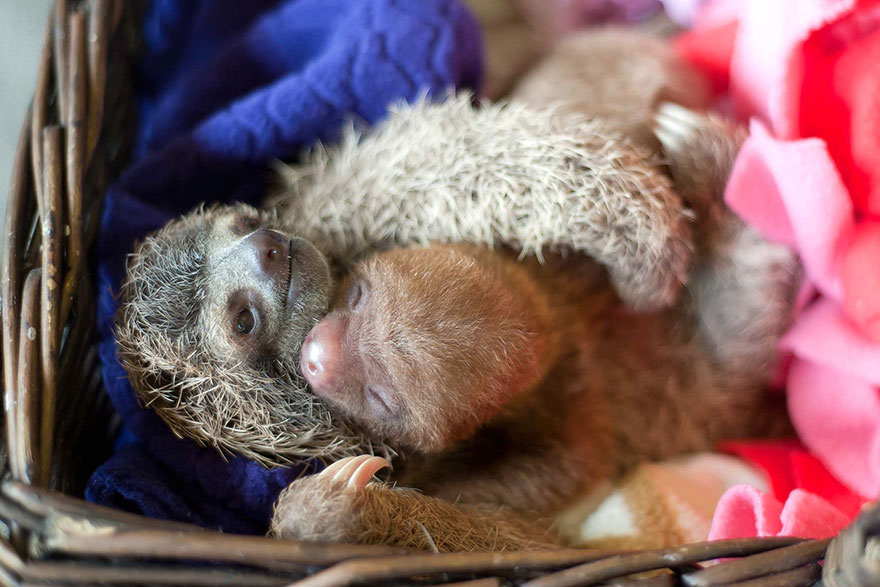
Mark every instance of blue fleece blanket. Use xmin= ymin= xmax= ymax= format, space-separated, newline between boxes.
xmin=86 ymin=0 xmax=482 ymax=535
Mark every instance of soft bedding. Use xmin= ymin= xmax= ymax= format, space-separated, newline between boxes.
xmin=676 ymin=0 xmax=879 ymax=540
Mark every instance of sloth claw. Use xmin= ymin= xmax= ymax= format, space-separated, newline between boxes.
xmin=321 ymin=455 xmax=390 ymax=490
xmin=346 ymin=457 xmax=390 ymax=489
xmin=652 ymin=102 xmax=744 ymax=227
xmin=653 ymin=102 xmax=702 ymax=155
xmin=323 ymin=455 xmax=370 ymax=480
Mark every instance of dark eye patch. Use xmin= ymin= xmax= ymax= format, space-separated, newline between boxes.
xmin=236 ymin=308 xmax=256 ymax=334
xmin=227 ymin=289 xmax=262 ymax=338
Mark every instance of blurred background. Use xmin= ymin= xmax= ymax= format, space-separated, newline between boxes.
xmin=1 ymin=0 xmax=54 ymax=231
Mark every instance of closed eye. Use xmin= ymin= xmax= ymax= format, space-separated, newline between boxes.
xmin=365 ymin=385 xmax=395 ymax=416
xmin=347 ymin=280 xmax=369 ymax=310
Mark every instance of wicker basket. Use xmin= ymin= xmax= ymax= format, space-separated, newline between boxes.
xmin=1 ymin=1 xmax=877 ymax=585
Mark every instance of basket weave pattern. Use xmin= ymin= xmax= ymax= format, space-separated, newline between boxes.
xmin=1 ymin=1 xmax=876 ymax=585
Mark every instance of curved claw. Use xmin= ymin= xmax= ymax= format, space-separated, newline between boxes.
xmin=653 ymin=102 xmax=701 ymax=154
xmin=346 ymin=456 xmax=390 ymax=490
xmin=656 ymin=102 xmax=703 ymax=125
xmin=321 ymin=455 xmax=370 ymax=478
xmin=320 ymin=455 xmax=390 ymax=489
xmin=332 ymin=455 xmax=375 ymax=483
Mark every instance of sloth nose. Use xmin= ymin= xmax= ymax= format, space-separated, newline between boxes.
xmin=248 ymin=229 xmax=290 ymax=280
xmin=300 ymin=316 xmax=344 ymax=395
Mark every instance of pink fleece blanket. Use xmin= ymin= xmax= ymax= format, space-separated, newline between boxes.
xmin=675 ymin=0 xmax=880 ymax=540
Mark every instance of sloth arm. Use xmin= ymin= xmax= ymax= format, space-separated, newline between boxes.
xmin=400 ymin=426 xmax=613 ymax=518
xmin=278 ymin=169 xmax=690 ymax=313
xmin=270 ymin=456 xmax=559 ymax=552
xmin=271 ymin=99 xmax=694 ymax=312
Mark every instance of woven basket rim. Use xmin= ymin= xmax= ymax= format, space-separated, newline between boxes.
xmin=0 ymin=1 xmax=873 ymax=585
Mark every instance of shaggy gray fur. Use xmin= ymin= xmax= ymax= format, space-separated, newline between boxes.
xmin=271 ymin=94 xmax=694 ymax=312
xmin=117 ymin=204 xmax=371 ymax=465
xmin=512 ymin=29 xmax=711 ymax=152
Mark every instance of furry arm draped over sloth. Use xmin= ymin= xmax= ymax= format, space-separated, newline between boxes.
xmin=272 ymin=94 xmax=693 ymax=314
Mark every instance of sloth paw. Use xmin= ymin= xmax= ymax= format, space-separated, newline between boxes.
xmin=319 ymin=454 xmax=391 ymax=491
xmin=653 ymin=102 xmax=704 ymax=156
xmin=654 ymin=103 xmax=744 ymax=175
xmin=269 ymin=455 xmax=391 ymax=542
xmin=653 ymin=103 xmax=745 ymax=234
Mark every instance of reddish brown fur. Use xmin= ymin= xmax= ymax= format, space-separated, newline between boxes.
xmin=273 ymin=107 xmax=797 ymax=551
xmin=274 ymin=226 xmax=795 ymax=550
xmin=308 ymin=246 xmax=557 ymax=454
xmin=322 ymin=245 xmax=788 ymax=511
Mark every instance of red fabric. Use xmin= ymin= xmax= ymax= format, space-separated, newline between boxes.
xmin=674 ymin=20 xmax=737 ymax=94
xmin=724 ymin=120 xmax=853 ymax=300
xmin=720 ymin=440 xmax=868 ymax=518
xmin=708 ymin=485 xmax=852 ymax=540
xmin=785 ymin=357 xmax=880 ymax=499
xmin=797 ymin=0 xmax=880 ymax=217
xmin=696 ymin=0 xmax=880 ymax=504
xmin=671 ymin=0 xmax=880 ymax=540
xmin=718 ymin=440 xmax=800 ymax=502
xmin=841 ymin=221 xmax=880 ymax=341
xmin=710 ymin=441 xmax=862 ymax=541
xmin=789 ymin=452 xmax=866 ymax=518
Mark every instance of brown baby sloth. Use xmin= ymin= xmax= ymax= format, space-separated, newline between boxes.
xmin=268 ymin=105 xmax=797 ymax=551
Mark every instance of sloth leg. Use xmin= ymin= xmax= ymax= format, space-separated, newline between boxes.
xmin=688 ymin=219 xmax=799 ymax=378
xmin=269 ymin=456 xmax=559 ymax=552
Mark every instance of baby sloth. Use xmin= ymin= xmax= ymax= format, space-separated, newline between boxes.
xmin=269 ymin=108 xmax=799 ymax=551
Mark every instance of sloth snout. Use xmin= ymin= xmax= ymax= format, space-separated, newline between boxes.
xmin=247 ymin=228 xmax=290 ymax=283
xmin=300 ymin=317 xmax=343 ymax=396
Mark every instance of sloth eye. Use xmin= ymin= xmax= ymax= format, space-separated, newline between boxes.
xmin=235 ymin=308 xmax=256 ymax=334
xmin=347 ymin=281 xmax=367 ymax=310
